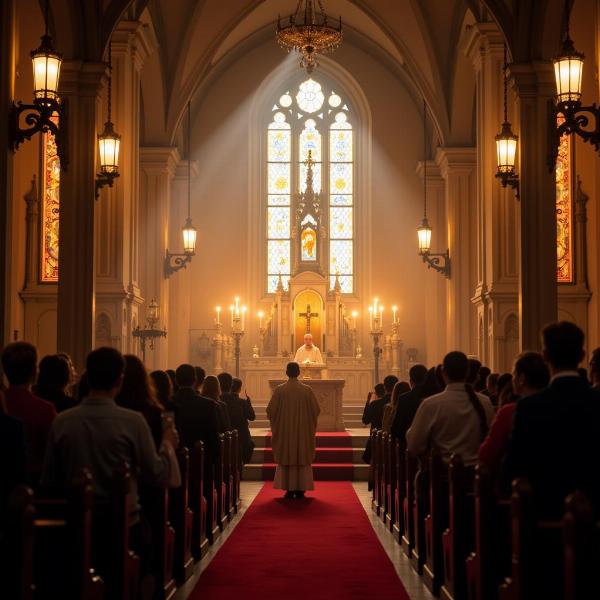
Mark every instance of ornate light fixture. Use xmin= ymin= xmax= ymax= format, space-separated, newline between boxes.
xmin=417 ymin=101 xmax=450 ymax=278
xmin=96 ymin=41 xmax=121 ymax=198
xmin=132 ymin=299 xmax=167 ymax=362
xmin=165 ymin=101 xmax=198 ymax=277
xmin=9 ymin=0 xmax=67 ymax=167
xmin=276 ymin=0 xmax=343 ymax=73
xmin=549 ymin=12 xmax=600 ymax=169
xmin=495 ymin=44 xmax=519 ymax=198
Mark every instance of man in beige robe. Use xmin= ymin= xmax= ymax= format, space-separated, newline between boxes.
xmin=267 ymin=362 xmax=320 ymax=498
xmin=294 ymin=333 xmax=323 ymax=364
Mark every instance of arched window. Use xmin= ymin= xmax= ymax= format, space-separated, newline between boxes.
xmin=266 ymin=77 xmax=354 ymax=293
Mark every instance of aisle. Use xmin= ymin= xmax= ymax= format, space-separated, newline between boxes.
xmin=189 ymin=482 xmax=411 ymax=600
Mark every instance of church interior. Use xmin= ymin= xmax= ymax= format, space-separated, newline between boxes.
xmin=2 ymin=0 xmax=600 ymax=598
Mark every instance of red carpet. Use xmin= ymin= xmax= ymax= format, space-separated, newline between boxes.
xmin=190 ymin=482 xmax=410 ymax=600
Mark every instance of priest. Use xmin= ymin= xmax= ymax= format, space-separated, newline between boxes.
xmin=267 ymin=362 xmax=320 ymax=499
xmin=294 ymin=333 xmax=323 ymax=364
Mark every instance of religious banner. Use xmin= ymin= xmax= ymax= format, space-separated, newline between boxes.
xmin=41 ymin=115 xmax=60 ymax=282
xmin=556 ymin=116 xmax=573 ymax=283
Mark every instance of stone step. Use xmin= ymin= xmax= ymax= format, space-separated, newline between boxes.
xmin=243 ymin=463 xmax=369 ymax=481
xmin=250 ymin=430 xmax=369 ymax=449
xmin=250 ymin=447 xmax=365 ymax=464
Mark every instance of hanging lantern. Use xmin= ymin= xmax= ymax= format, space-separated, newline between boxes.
xmin=98 ymin=120 xmax=121 ymax=174
xmin=31 ymin=34 xmax=62 ymax=106
xmin=147 ymin=298 xmax=160 ymax=327
xmin=495 ymin=121 xmax=518 ymax=176
xmin=182 ymin=217 xmax=197 ymax=255
xmin=417 ymin=218 xmax=432 ymax=255
xmin=553 ymin=35 xmax=584 ymax=106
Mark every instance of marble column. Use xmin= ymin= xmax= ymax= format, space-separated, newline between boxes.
xmin=139 ymin=147 xmax=179 ymax=369
xmin=95 ymin=20 xmax=151 ymax=352
xmin=56 ymin=61 xmax=106 ymax=371
xmin=436 ymin=147 xmax=478 ymax=355
xmin=465 ymin=22 xmax=519 ymax=370
xmin=510 ymin=63 xmax=558 ymax=350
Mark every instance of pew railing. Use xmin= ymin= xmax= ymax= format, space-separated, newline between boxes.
xmin=189 ymin=441 xmax=209 ymax=560
xmin=423 ymin=450 xmax=445 ymax=595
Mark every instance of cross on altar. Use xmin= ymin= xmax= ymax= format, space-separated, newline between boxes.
xmin=300 ymin=304 xmax=319 ymax=333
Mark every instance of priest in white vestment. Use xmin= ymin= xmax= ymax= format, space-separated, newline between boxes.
xmin=267 ymin=362 xmax=320 ymax=498
xmin=294 ymin=333 xmax=323 ymax=364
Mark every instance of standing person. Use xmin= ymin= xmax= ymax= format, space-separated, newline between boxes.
xmin=0 ymin=391 xmax=26 ymax=511
xmin=150 ymin=370 xmax=175 ymax=412
xmin=361 ymin=383 xmax=385 ymax=426
xmin=2 ymin=342 xmax=56 ymax=482
xmin=590 ymin=347 xmax=600 ymax=390
xmin=221 ymin=376 xmax=256 ymax=465
xmin=362 ymin=375 xmax=398 ymax=464
xmin=382 ymin=381 xmax=410 ymax=433
xmin=34 ymin=354 xmax=78 ymax=413
xmin=202 ymin=375 xmax=231 ymax=431
xmin=390 ymin=364 xmax=429 ymax=443
xmin=293 ymin=333 xmax=323 ymax=364
xmin=267 ymin=362 xmax=320 ymax=499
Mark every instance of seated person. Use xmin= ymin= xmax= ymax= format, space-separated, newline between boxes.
xmin=407 ymin=351 xmax=494 ymax=467
xmin=34 ymin=354 xmax=78 ymax=413
xmin=0 ymin=391 xmax=26 ymax=513
xmin=502 ymin=322 xmax=600 ymax=519
xmin=294 ymin=333 xmax=323 ymax=364
xmin=2 ymin=342 xmax=56 ymax=482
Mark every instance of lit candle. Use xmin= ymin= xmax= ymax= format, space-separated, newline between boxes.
xmin=352 ymin=310 xmax=358 ymax=329
xmin=258 ymin=310 xmax=264 ymax=329
xmin=392 ymin=305 xmax=397 ymax=324
xmin=216 ymin=306 xmax=221 ymax=325
xmin=380 ymin=306 xmax=384 ymax=329
xmin=235 ymin=297 xmax=240 ymax=317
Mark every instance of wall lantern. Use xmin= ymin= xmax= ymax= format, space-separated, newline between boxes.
xmin=417 ymin=101 xmax=450 ymax=278
xmin=9 ymin=0 xmax=67 ymax=167
xmin=165 ymin=101 xmax=197 ymax=277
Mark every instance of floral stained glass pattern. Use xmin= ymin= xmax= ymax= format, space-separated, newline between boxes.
xmin=268 ymin=207 xmax=290 ymax=239
xmin=330 ymin=163 xmax=352 ymax=194
xmin=41 ymin=118 xmax=60 ymax=282
xmin=556 ymin=116 xmax=573 ymax=283
xmin=329 ymin=241 xmax=353 ymax=293
xmin=296 ymin=79 xmax=324 ymax=113
xmin=268 ymin=240 xmax=291 ymax=274
xmin=330 ymin=207 xmax=352 ymax=239
xmin=299 ymin=119 xmax=322 ymax=161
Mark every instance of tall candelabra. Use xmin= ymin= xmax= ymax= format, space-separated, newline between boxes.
xmin=230 ymin=297 xmax=246 ymax=377
xmin=132 ymin=299 xmax=167 ymax=363
xmin=369 ymin=299 xmax=384 ymax=385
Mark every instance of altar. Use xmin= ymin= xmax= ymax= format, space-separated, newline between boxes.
xmin=268 ymin=377 xmax=345 ymax=431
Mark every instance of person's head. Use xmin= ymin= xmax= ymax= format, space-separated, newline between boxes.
xmin=442 ymin=351 xmax=469 ymax=384
xmin=116 ymin=354 xmax=161 ymax=412
xmin=1 ymin=342 xmax=38 ymax=387
xmin=202 ymin=375 xmax=221 ymax=401
xmin=466 ymin=358 xmax=482 ymax=384
xmin=577 ymin=367 xmax=589 ymax=383
xmin=486 ymin=373 xmax=499 ymax=394
xmin=57 ymin=352 xmax=76 ymax=383
xmin=391 ymin=381 xmax=411 ymax=406
xmin=374 ymin=383 xmax=386 ymax=398
xmin=383 ymin=374 xmax=399 ymax=393
xmin=231 ymin=378 xmax=243 ymax=394
xmin=421 ymin=367 xmax=442 ymax=399
xmin=476 ymin=366 xmax=491 ymax=391
xmin=37 ymin=354 xmax=70 ymax=392
xmin=166 ymin=369 xmax=177 ymax=390
xmin=150 ymin=370 xmax=173 ymax=407
xmin=512 ymin=352 xmax=550 ymax=397
xmin=76 ymin=371 xmax=89 ymax=403
xmin=194 ymin=366 xmax=206 ymax=388
xmin=217 ymin=372 xmax=233 ymax=394
xmin=542 ymin=321 xmax=585 ymax=372
xmin=589 ymin=347 xmax=600 ymax=384
xmin=286 ymin=362 xmax=300 ymax=378
xmin=303 ymin=333 xmax=313 ymax=348
xmin=175 ymin=364 xmax=196 ymax=388
xmin=408 ymin=364 xmax=428 ymax=388
xmin=86 ymin=347 xmax=125 ymax=395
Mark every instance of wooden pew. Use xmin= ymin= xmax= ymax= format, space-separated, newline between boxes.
xmin=169 ymin=448 xmax=194 ymax=584
xmin=223 ymin=431 xmax=234 ymax=522
xmin=204 ymin=453 xmax=220 ymax=545
xmin=401 ymin=450 xmax=418 ymax=558
xmin=441 ymin=454 xmax=475 ymax=600
xmin=423 ymin=450 xmax=445 ymax=595
xmin=139 ymin=484 xmax=176 ymax=600
xmin=4 ymin=485 xmax=35 ymax=600
xmin=411 ymin=464 xmax=429 ymax=575
xmin=189 ymin=441 xmax=209 ymax=560
xmin=465 ymin=465 xmax=511 ymax=600
xmin=498 ymin=478 xmax=563 ymax=600
xmin=231 ymin=430 xmax=241 ymax=513
xmin=371 ymin=430 xmax=381 ymax=515
xmin=215 ymin=434 xmax=226 ymax=531
xmin=393 ymin=440 xmax=405 ymax=542
xmin=563 ymin=491 xmax=599 ymax=600
xmin=381 ymin=432 xmax=390 ymax=524
xmin=384 ymin=432 xmax=397 ymax=531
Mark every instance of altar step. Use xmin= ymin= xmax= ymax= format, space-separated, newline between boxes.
xmin=250 ymin=403 xmax=369 ymax=429
xmin=243 ymin=430 xmax=370 ymax=481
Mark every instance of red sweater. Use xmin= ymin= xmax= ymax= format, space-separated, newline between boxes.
xmin=478 ymin=402 xmax=516 ymax=476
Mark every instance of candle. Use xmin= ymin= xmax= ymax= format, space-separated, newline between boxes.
xmin=235 ymin=297 xmax=240 ymax=317
xmin=216 ymin=306 xmax=221 ymax=325
xmin=258 ymin=310 xmax=264 ymax=329
xmin=380 ymin=306 xmax=384 ymax=329
xmin=392 ymin=305 xmax=397 ymax=324
xmin=368 ymin=306 xmax=373 ymax=331
xmin=352 ymin=310 xmax=358 ymax=330
xmin=242 ymin=306 xmax=247 ymax=331
xmin=230 ymin=305 xmax=234 ymax=327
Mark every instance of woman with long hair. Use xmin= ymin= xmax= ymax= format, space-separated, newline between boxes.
xmin=150 ymin=370 xmax=174 ymax=412
xmin=34 ymin=354 xmax=77 ymax=413
xmin=115 ymin=355 xmax=164 ymax=448
xmin=201 ymin=375 xmax=222 ymax=402
xmin=382 ymin=380 xmax=410 ymax=433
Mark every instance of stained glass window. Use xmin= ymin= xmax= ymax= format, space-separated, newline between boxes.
xmin=41 ymin=115 xmax=60 ymax=282
xmin=556 ymin=116 xmax=573 ymax=283
xmin=266 ymin=77 xmax=354 ymax=293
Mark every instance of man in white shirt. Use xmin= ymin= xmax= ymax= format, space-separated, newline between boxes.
xmin=294 ymin=333 xmax=323 ymax=364
xmin=406 ymin=351 xmax=494 ymax=466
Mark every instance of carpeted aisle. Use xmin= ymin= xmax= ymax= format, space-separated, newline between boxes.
xmin=189 ymin=482 xmax=410 ymax=600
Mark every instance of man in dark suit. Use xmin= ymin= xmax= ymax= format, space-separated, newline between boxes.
xmin=362 ymin=374 xmax=398 ymax=465
xmin=0 ymin=395 xmax=26 ymax=510
xmin=172 ymin=364 xmax=221 ymax=468
xmin=502 ymin=321 xmax=600 ymax=519
xmin=391 ymin=364 xmax=428 ymax=444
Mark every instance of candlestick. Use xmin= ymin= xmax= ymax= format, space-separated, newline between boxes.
xmin=241 ymin=306 xmax=247 ymax=331
xmin=379 ymin=306 xmax=384 ymax=329
xmin=230 ymin=305 xmax=234 ymax=327
xmin=368 ymin=306 xmax=373 ymax=331
xmin=258 ymin=310 xmax=264 ymax=329
xmin=392 ymin=305 xmax=397 ymax=324
xmin=216 ymin=305 xmax=221 ymax=325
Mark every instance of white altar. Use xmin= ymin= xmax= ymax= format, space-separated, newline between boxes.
xmin=268 ymin=377 xmax=345 ymax=431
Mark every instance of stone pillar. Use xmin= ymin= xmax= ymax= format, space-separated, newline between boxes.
xmin=95 ymin=21 xmax=151 ymax=353
xmin=510 ymin=63 xmax=558 ymax=349
xmin=465 ymin=23 xmax=519 ymax=370
xmin=0 ymin=0 xmax=16 ymax=345
xmin=436 ymin=147 xmax=478 ymax=355
xmin=56 ymin=61 xmax=106 ymax=371
xmin=139 ymin=147 xmax=179 ymax=369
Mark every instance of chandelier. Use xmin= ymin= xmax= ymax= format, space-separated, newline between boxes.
xmin=276 ymin=0 xmax=343 ymax=73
